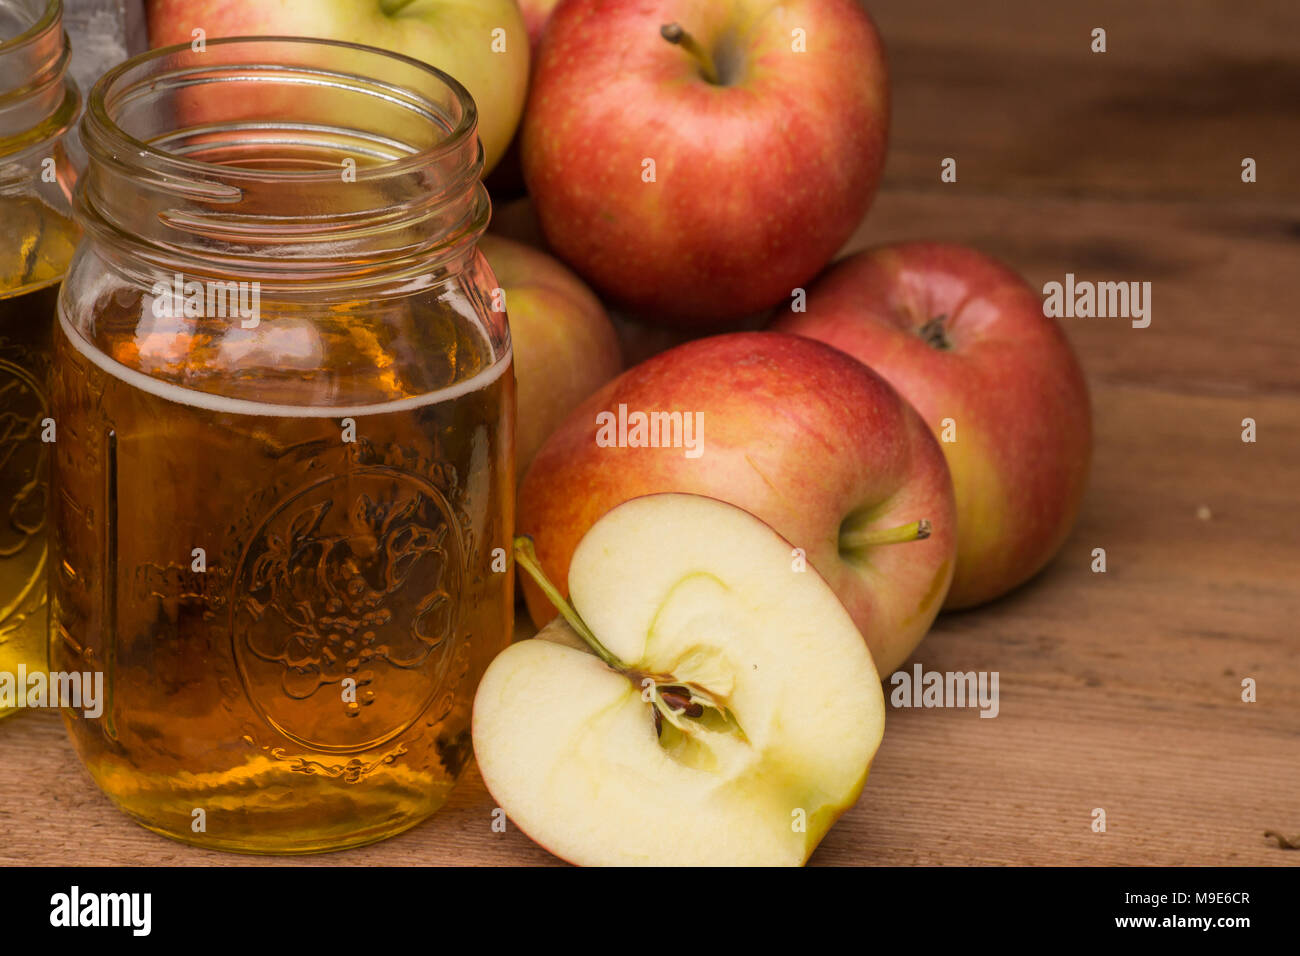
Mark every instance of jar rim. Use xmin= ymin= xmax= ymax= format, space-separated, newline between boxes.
xmin=0 ymin=0 xmax=59 ymax=54
xmin=83 ymin=34 xmax=480 ymax=187
xmin=0 ymin=0 xmax=77 ymax=156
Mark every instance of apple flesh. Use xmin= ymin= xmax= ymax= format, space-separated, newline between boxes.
xmin=477 ymin=234 xmax=622 ymax=481
xmin=146 ymin=0 xmax=530 ymax=174
xmin=517 ymin=332 xmax=956 ymax=675
xmin=472 ymin=494 xmax=886 ymax=866
xmin=522 ymin=0 xmax=889 ymax=326
xmin=774 ymin=242 xmax=1092 ymax=608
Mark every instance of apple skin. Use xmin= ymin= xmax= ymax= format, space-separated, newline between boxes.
xmin=521 ymin=0 xmax=889 ymax=327
xmin=517 ymin=331 xmax=957 ymax=675
xmin=477 ymin=234 xmax=622 ymax=481
xmin=773 ymin=242 xmax=1092 ymax=608
xmin=145 ymin=0 xmax=530 ymax=174
xmin=517 ymin=0 xmax=560 ymax=49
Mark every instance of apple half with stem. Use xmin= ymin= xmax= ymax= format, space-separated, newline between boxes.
xmin=473 ymin=494 xmax=886 ymax=866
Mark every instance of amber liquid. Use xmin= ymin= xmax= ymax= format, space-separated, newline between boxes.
xmin=0 ymin=198 xmax=77 ymax=718
xmin=50 ymin=290 xmax=514 ymax=852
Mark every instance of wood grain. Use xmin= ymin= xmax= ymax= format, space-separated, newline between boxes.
xmin=873 ymin=0 xmax=1300 ymax=201
xmin=3 ymin=0 xmax=1298 ymax=866
xmin=845 ymin=190 xmax=1300 ymax=397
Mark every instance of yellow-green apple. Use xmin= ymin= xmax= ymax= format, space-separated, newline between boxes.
xmin=521 ymin=0 xmax=889 ymax=327
xmin=473 ymin=494 xmax=886 ymax=865
xmin=478 ymin=234 xmax=622 ymax=480
xmin=145 ymin=0 xmax=530 ymax=174
xmin=517 ymin=332 xmax=956 ymax=675
xmin=773 ymin=242 xmax=1092 ymax=608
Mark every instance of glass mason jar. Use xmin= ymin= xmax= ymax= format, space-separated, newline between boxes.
xmin=0 ymin=0 xmax=79 ymax=719
xmin=49 ymin=38 xmax=515 ymax=853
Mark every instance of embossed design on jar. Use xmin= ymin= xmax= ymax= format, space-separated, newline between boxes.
xmin=232 ymin=466 xmax=463 ymax=753
xmin=271 ymin=743 xmax=409 ymax=783
xmin=0 ymin=354 xmax=49 ymax=635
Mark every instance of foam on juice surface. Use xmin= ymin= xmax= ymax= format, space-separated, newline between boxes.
xmin=58 ymin=305 xmax=511 ymax=419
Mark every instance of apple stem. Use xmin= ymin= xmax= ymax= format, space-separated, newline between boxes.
xmin=380 ymin=0 xmax=419 ymax=15
xmin=513 ymin=536 xmax=741 ymax=741
xmin=918 ymin=315 xmax=951 ymax=350
xmin=660 ymin=23 xmax=721 ymax=85
xmin=840 ymin=518 xmax=933 ymax=552
xmin=513 ymin=536 xmax=629 ymax=672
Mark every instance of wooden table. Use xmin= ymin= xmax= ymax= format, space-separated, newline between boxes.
xmin=2 ymin=0 xmax=1297 ymax=866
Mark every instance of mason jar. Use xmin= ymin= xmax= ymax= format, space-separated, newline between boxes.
xmin=0 ymin=0 xmax=79 ymax=719
xmin=49 ymin=37 xmax=515 ymax=853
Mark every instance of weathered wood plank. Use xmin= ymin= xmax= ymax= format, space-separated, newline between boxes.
xmin=871 ymin=0 xmax=1300 ymax=200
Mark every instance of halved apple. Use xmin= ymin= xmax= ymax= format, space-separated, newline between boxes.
xmin=472 ymin=493 xmax=885 ymax=866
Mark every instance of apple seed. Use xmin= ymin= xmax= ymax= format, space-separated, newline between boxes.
xmin=514 ymin=536 xmax=737 ymax=742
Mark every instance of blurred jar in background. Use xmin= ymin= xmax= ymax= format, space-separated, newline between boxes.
xmin=0 ymin=0 xmax=80 ymax=719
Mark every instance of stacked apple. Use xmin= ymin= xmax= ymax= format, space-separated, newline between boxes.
xmin=774 ymin=243 xmax=1092 ymax=607
xmin=519 ymin=0 xmax=889 ymax=324
xmin=149 ymin=1 xmax=1091 ymax=865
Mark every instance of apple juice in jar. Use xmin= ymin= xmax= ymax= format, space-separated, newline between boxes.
xmin=0 ymin=0 xmax=79 ymax=717
xmin=49 ymin=39 xmax=514 ymax=852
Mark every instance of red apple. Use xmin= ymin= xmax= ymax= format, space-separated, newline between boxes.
xmin=517 ymin=332 xmax=956 ymax=675
xmin=478 ymin=234 xmax=622 ymax=481
xmin=522 ymin=0 xmax=888 ymax=327
xmin=773 ymin=242 xmax=1092 ymax=608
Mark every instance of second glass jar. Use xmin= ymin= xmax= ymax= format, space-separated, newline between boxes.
xmin=0 ymin=0 xmax=79 ymax=719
